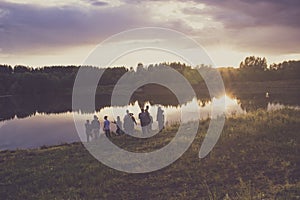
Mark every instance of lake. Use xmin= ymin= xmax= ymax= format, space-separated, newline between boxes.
xmin=0 ymin=92 xmax=299 ymax=150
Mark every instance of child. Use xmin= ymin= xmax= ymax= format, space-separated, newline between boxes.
xmin=103 ymin=116 xmax=111 ymax=138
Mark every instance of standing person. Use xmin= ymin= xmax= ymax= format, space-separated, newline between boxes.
xmin=157 ymin=107 xmax=165 ymax=131
xmin=139 ymin=108 xmax=148 ymax=135
xmin=91 ymin=115 xmax=100 ymax=139
xmin=103 ymin=116 xmax=111 ymax=138
xmin=123 ymin=110 xmax=131 ymax=134
xmin=124 ymin=110 xmax=137 ymax=135
xmin=145 ymin=105 xmax=152 ymax=132
xmin=85 ymin=120 xmax=92 ymax=142
xmin=149 ymin=115 xmax=153 ymax=131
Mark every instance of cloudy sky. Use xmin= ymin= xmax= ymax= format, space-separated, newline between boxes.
xmin=0 ymin=0 xmax=299 ymax=68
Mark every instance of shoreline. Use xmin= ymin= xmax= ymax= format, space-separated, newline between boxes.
xmin=1 ymin=108 xmax=299 ymax=199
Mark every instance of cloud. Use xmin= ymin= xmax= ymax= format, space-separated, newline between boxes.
xmin=0 ymin=0 xmax=299 ymax=58
xmin=179 ymin=0 xmax=300 ymax=54
xmin=122 ymin=0 xmax=300 ymax=54
xmin=197 ymin=0 xmax=300 ymax=28
xmin=84 ymin=0 xmax=109 ymax=7
xmin=0 ymin=1 xmax=150 ymax=54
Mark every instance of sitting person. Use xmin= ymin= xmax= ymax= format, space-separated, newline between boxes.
xmin=113 ymin=116 xmax=124 ymax=135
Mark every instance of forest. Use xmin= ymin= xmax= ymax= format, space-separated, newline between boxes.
xmin=0 ymin=56 xmax=299 ymax=95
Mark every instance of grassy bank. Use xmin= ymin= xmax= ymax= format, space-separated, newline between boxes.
xmin=0 ymin=109 xmax=299 ymax=199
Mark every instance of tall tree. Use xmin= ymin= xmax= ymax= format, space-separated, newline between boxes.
xmin=240 ymin=56 xmax=267 ymax=71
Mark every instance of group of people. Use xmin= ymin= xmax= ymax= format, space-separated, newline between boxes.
xmin=85 ymin=115 xmax=111 ymax=142
xmin=138 ymin=105 xmax=152 ymax=135
xmin=84 ymin=106 xmax=165 ymax=142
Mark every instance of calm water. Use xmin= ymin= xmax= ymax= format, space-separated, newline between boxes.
xmin=0 ymin=94 xmax=298 ymax=150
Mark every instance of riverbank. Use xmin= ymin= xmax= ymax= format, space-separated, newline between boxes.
xmin=0 ymin=109 xmax=299 ymax=199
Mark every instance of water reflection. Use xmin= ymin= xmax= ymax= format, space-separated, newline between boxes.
xmin=0 ymin=93 xmax=298 ymax=150
xmin=0 ymin=113 xmax=79 ymax=150
xmin=75 ymin=95 xmax=243 ymax=135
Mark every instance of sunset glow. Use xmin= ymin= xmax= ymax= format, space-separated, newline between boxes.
xmin=0 ymin=0 xmax=299 ymax=68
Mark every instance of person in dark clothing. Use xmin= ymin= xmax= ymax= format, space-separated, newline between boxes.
xmin=145 ymin=105 xmax=152 ymax=132
xmin=139 ymin=108 xmax=148 ymax=135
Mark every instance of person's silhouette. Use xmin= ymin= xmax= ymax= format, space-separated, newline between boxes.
xmin=113 ymin=116 xmax=124 ymax=135
xmin=139 ymin=108 xmax=148 ymax=135
xmin=145 ymin=105 xmax=152 ymax=132
xmin=123 ymin=110 xmax=130 ymax=134
xmin=157 ymin=107 xmax=165 ymax=131
xmin=91 ymin=115 xmax=100 ymax=139
xmin=103 ymin=116 xmax=111 ymax=138
xmin=85 ymin=120 xmax=92 ymax=142
xmin=124 ymin=110 xmax=136 ymax=135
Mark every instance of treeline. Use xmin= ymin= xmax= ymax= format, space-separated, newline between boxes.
xmin=0 ymin=65 xmax=128 ymax=95
xmin=0 ymin=56 xmax=299 ymax=95
xmin=0 ymin=65 xmax=78 ymax=95
xmin=219 ymin=56 xmax=300 ymax=83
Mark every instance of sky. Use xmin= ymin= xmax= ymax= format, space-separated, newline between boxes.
xmin=0 ymin=0 xmax=299 ymax=68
